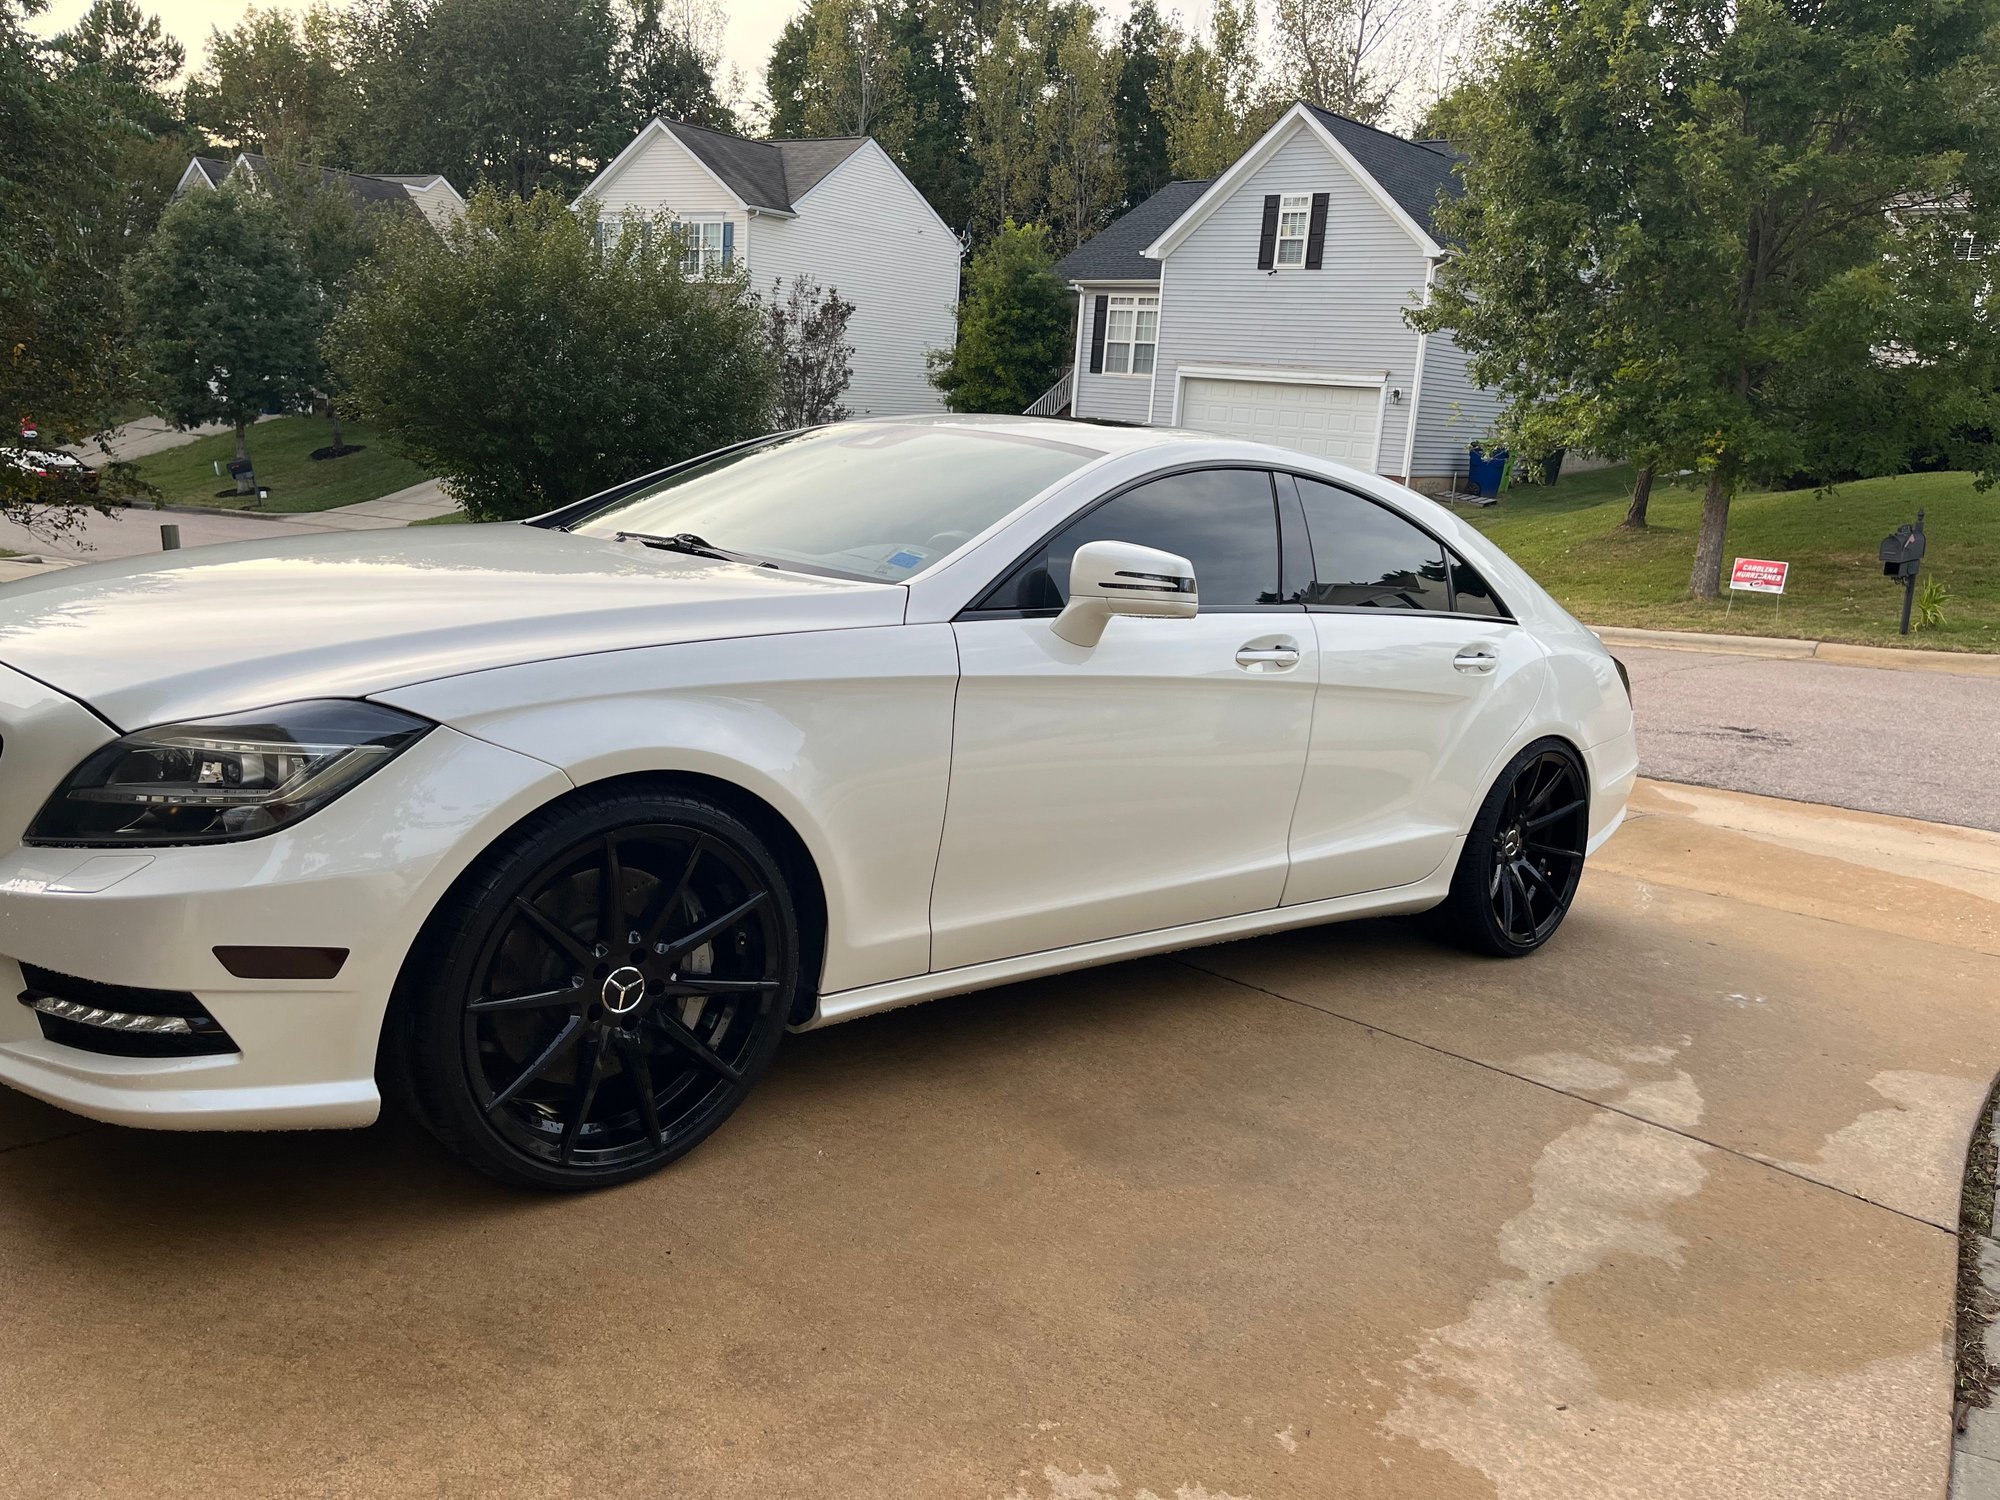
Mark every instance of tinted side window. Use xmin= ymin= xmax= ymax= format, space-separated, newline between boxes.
xmin=1448 ymin=554 xmax=1507 ymax=617
xmin=1294 ymin=477 xmax=1449 ymax=611
xmin=981 ymin=469 xmax=1284 ymax=611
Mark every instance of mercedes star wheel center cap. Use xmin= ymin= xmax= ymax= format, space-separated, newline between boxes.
xmin=601 ymin=965 xmax=647 ymax=1016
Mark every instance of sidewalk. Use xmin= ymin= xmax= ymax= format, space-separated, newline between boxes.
xmin=1591 ymin=622 xmax=2000 ymax=678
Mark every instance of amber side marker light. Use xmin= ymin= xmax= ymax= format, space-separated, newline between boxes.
xmin=214 ymin=946 xmax=349 ymax=981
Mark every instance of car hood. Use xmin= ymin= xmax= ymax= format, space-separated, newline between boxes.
xmin=0 ymin=524 xmax=905 ymax=728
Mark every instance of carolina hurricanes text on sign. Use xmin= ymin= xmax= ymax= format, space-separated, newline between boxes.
xmin=1729 ymin=558 xmax=1790 ymax=594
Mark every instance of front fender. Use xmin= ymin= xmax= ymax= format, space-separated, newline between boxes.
xmin=373 ymin=625 xmax=960 ymax=993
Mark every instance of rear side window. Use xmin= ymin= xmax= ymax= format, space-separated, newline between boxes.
xmin=1293 ymin=476 xmax=1508 ymax=617
xmin=1448 ymin=555 xmax=1506 ymax=617
xmin=979 ymin=468 xmax=1285 ymax=612
xmin=1294 ymin=477 xmax=1449 ymax=610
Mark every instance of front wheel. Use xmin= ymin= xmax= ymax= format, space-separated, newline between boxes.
xmin=396 ymin=787 xmax=800 ymax=1190
xmin=1423 ymin=739 xmax=1589 ymax=957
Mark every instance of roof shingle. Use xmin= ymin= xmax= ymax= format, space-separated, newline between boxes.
xmin=656 ymin=120 xmax=868 ymax=213
xmin=1051 ymin=179 xmax=1211 ymax=284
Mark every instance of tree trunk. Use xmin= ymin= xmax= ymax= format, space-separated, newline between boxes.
xmin=233 ymin=418 xmax=252 ymax=495
xmin=329 ymin=404 xmax=344 ymax=451
xmin=1687 ymin=469 xmax=1731 ymax=597
xmin=1621 ymin=464 xmax=1654 ymax=529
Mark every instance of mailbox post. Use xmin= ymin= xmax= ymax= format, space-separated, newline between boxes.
xmin=1878 ymin=509 xmax=1927 ymax=635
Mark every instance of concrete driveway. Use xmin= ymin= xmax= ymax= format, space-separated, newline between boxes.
xmin=2 ymin=779 xmax=1992 ymax=1498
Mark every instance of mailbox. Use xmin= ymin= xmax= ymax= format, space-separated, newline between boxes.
xmin=1879 ymin=524 xmax=1925 ymax=578
xmin=227 ymin=458 xmax=255 ymax=481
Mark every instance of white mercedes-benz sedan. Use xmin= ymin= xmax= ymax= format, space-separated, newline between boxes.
xmin=0 ymin=417 xmax=1635 ymax=1188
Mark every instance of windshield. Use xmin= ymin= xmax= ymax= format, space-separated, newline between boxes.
xmin=569 ymin=423 xmax=1100 ymax=582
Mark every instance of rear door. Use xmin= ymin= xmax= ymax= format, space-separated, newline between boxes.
xmin=1278 ymin=474 xmax=1546 ymax=904
xmin=929 ymin=468 xmax=1317 ymax=971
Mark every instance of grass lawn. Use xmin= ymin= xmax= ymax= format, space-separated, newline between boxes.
xmin=1458 ymin=464 xmax=2000 ymax=652
xmin=115 ymin=415 xmax=432 ymax=515
xmin=410 ymin=509 xmax=469 ymax=526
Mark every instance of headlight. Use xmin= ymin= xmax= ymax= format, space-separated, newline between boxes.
xmin=27 ymin=700 xmax=432 ymax=847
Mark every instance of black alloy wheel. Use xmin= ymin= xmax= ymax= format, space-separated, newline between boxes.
xmin=1424 ymin=739 xmax=1589 ymax=957
xmin=397 ymin=788 xmax=799 ymax=1189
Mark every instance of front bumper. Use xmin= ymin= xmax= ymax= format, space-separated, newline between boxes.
xmin=0 ymin=721 xmax=569 ymax=1130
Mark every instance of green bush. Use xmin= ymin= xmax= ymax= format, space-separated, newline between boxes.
xmin=326 ymin=188 xmax=777 ymax=521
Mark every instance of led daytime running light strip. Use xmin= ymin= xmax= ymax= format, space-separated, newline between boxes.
xmin=28 ymin=994 xmax=195 ymax=1035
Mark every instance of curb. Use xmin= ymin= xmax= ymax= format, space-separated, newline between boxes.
xmin=1589 ymin=624 xmax=2000 ymax=679
xmin=1952 ymin=1089 xmax=2000 ymax=1499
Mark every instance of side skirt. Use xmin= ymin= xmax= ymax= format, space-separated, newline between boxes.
xmin=798 ymin=855 xmax=1463 ymax=1031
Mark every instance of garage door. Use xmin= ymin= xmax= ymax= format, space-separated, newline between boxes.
xmin=1180 ymin=376 xmax=1380 ymax=466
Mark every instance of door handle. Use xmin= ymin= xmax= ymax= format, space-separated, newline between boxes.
xmin=1453 ymin=647 xmax=1499 ymax=675
xmin=1235 ymin=640 xmax=1302 ymax=673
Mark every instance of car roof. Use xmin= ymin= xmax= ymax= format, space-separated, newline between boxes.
xmin=844 ymin=413 xmax=1250 ymax=461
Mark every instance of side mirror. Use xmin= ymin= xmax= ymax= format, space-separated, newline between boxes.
xmin=1051 ymin=538 xmax=1198 ymax=647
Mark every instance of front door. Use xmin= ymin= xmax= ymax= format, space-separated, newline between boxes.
xmin=929 ymin=468 xmax=1317 ymax=972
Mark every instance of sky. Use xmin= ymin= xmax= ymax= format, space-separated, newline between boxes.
xmin=26 ymin=0 xmax=1210 ymax=106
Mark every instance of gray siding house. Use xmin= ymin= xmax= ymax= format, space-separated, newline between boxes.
xmin=1050 ymin=102 xmax=1504 ymax=490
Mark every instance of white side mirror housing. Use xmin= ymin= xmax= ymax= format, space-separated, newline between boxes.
xmin=1051 ymin=539 xmax=1199 ymax=647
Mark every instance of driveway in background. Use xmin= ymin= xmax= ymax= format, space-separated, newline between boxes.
xmin=1619 ymin=643 xmax=2000 ymax=831
xmin=1 ymin=780 xmax=1993 ymax=1498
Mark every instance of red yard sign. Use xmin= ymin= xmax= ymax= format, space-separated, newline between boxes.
xmin=1729 ymin=558 xmax=1790 ymax=594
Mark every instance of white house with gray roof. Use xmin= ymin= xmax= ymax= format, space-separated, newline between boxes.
xmin=174 ymin=154 xmax=466 ymax=230
xmin=577 ymin=118 xmax=961 ymax=417
xmin=1050 ymin=102 xmax=1505 ymax=490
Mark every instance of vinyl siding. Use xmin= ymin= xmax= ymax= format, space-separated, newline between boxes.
xmin=583 ymin=125 xmax=748 ymax=249
xmin=402 ymin=180 xmax=466 ymax=231
xmin=752 ymin=142 xmax=959 ymax=417
xmin=1149 ymin=122 xmax=1432 ymax=473
xmin=1070 ymin=283 xmax=1158 ymax=424
xmin=1412 ymin=332 xmax=1506 ymax=481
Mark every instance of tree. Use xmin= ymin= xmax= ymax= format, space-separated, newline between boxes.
xmin=965 ymin=0 xmax=1045 ymax=240
xmin=1420 ymin=0 xmax=2000 ymax=597
xmin=793 ymin=0 xmax=913 ymax=149
xmin=185 ymin=6 xmax=352 ymax=159
xmin=764 ymin=276 xmax=856 ymax=427
xmin=615 ymin=0 xmax=732 ymax=134
xmin=1036 ymin=4 xmax=1122 ymax=254
xmin=929 ymin=220 xmax=1070 ymax=413
xmin=1159 ymin=0 xmax=1277 ymax=180
xmin=1113 ymin=1 xmax=1178 ymax=207
xmin=326 ymin=188 xmax=776 ymax=520
xmin=0 ymin=0 xmax=141 ymax=529
xmin=260 ymin=158 xmax=397 ymax=451
xmin=55 ymin=0 xmax=192 ymax=252
xmin=1270 ymin=0 xmax=1404 ymax=125
xmin=56 ymin=0 xmax=182 ymax=118
xmin=124 ymin=186 xmax=319 ymax=491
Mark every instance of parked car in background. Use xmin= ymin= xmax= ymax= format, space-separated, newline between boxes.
xmin=0 ymin=417 xmax=1636 ymax=1190
xmin=3 ymin=448 xmax=98 ymax=495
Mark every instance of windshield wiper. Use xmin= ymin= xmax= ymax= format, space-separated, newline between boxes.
xmin=613 ymin=531 xmax=778 ymax=568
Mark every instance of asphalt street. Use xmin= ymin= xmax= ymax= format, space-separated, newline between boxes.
xmin=1619 ymin=643 xmax=2000 ymax=831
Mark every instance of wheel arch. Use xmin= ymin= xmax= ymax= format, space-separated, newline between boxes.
xmin=381 ymin=768 xmax=833 ymax=1094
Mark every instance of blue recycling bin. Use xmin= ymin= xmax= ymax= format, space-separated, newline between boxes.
xmin=1468 ymin=444 xmax=1511 ymax=498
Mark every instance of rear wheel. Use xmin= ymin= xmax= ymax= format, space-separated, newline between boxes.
xmin=397 ymin=788 xmax=799 ymax=1190
xmin=1424 ymin=740 xmax=1589 ymax=957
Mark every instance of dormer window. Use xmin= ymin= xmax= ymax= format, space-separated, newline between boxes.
xmin=1275 ymin=194 xmax=1311 ymax=267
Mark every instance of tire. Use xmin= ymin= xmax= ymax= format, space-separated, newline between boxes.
xmin=1422 ymin=738 xmax=1590 ymax=958
xmin=393 ymin=786 xmax=801 ymax=1190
